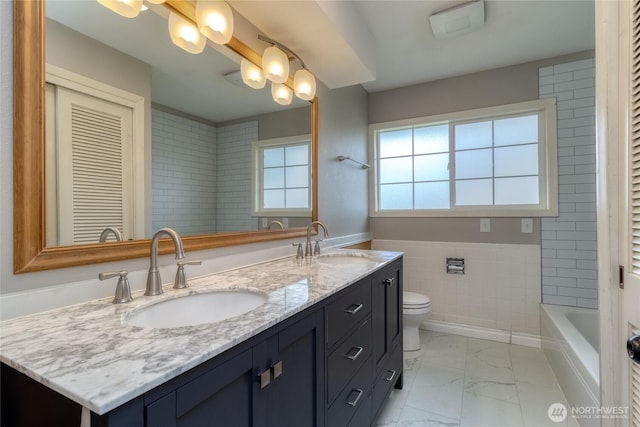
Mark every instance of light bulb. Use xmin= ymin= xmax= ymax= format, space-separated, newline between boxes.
xmin=241 ymin=58 xmax=266 ymax=89
xmin=262 ymin=46 xmax=289 ymax=84
xmin=294 ymin=69 xmax=316 ymax=100
xmin=271 ymin=83 xmax=293 ymax=105
xmin=168 ymin=12 xmax=206 ymax=54
xmin=196 ymin=0 xmax=234 ymax=45
xmin=180 ymin=25 xmax=198 ymax=43
xmin=97 ymin=0 xmax=143 ymax=18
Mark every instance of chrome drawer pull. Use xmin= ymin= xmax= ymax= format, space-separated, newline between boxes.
xmin=258 ymin=369 xmax=271 ymax=389
xmin=345 ymin=346 xmax=364 ymax=361
xmin=383 ymin=277 xmax=394 ymax=286
xmin=271 ymin=360 xmax=283 ymax=380
xmin=383 ymin=370 xmax=396 ymax=382
xmin=344 ymin=303 xmax=363 ymax=315
xmin=345 ymin=388 xmax=363 ymax=407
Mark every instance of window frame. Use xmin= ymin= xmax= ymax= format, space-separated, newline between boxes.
xmin=369 ymin=99 xmax=558 ymax=217
xmin=251 ymin=134 xmax=313 ymax=218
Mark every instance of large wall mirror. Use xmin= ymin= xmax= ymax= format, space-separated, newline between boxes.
xmin=13 ymin=0 xmax=318 ymax=273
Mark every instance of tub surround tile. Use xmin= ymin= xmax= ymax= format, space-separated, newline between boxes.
xmin=0 ymin=249 xmax=401 ymax=415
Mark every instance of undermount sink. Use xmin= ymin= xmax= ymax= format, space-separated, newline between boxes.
xmin=316 ymin=252 xmax=376 ymax=265
xmin=124 ymin=290 xmax=268 ymax=329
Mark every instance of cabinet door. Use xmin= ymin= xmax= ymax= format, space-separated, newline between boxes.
xmin=145 ymin=349 xmax=254 ymax=427
xmin=372 ymin=261 xmax=402 ymax=375
xmin=256 ymin=310 xmax=325 ymax=427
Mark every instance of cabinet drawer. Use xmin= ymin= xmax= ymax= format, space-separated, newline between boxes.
xmin=372 ymin=344 xmax=402 ymax=421
xmin=327 ymin=319 xmax=372 ymax=404
xmin=347 ymin=394 xmax=371 ymax=427
xmin=326 ymin=280 xmax=371 ymax=348
xmin=327 ymin=356 xmax=373 ymax=427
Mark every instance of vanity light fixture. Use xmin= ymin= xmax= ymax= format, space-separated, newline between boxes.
xmin=294 ymin=68 xmax=316 ymax=101
xmin=240 ymin=58 xmax=266 ymax=89
xmin=258 ymin=34 xmax=317 ymax=100
xmin=262 ymin=45 xmax=290 ymax=84
xmin=97 ymin=0 xmax=143 ymax=18
xmin=196 ymin=0 xmax=234 ymax=45
xmin=168 ymin=12 xmax=206 ymax=54
xmin=271 ymin=83 xmax=293 ymax=105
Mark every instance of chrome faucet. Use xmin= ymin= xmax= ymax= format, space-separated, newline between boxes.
xmin=99 ymin=226 xmax=123 ymax=242
xmin=305 ymin=221 xmax=328 ymax=257
xmin=145 ymin=228 xmax=185 ymax=296
xmin=267 ymin=220 xmax=284 ymax=230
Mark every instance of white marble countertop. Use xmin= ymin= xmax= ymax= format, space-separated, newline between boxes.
xmin=0 ymin=249 xmax=401 ymax=415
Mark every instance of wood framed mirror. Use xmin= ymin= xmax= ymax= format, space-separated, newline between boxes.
xmin=13 ymin=0 xmax=318 ymax=273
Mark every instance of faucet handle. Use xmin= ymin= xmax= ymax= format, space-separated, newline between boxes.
xmin=99 ymin=271 xmax=133 ymax=304
xmin=314 ymin=239 xmax=323 ymax=256
xmin=292 ymin=243 xmax=304 ymax=259
xmin=174 ymin=260 xmax=202 ymax=289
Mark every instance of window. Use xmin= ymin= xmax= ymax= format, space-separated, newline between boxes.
xmin=252 ymin=135 xmax=312 ymax=217
xmin=370 ymin=99 xmax=558 ymax=217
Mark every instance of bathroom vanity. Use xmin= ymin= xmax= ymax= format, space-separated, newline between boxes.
xmin=1 ymin=250 xmax=403 ymax=427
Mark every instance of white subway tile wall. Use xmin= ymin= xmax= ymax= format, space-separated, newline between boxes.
xmin=152 ymin=109 xmax=217 ymax=235
xmin=539 ymin=58 xmax=598 ymax=309
xmin=372 ymin=240 xmax=542 ymax=336
xmin=215 ymin=121 xmax=259 ymax=232
xmin=152 ymin=110 xmax=259 ymax=235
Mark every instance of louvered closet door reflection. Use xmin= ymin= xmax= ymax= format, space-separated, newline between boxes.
xmin=56 ymin=87 xmax=133 ymax=245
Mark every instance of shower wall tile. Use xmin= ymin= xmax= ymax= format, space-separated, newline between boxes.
xmin=539 ymin=58 xmax=598 ymax=309
xmin=152 ymin=109 xmax=217 ymax=235
xmin=215 ymin=121 xmax=258 ymax=233
xmin=372 ymin=240 xmax=542 ymax=336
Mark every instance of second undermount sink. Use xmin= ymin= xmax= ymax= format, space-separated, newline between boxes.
xmin=316 ymin=252 xmax=376 ymax=265
xmin=124 ymin=290 xmax=268 ymax=329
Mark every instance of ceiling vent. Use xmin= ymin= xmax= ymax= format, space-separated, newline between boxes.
xmin=429 ymin=0 xmax=485 ymax=40
xmin=223 ymin=69 xmax=248 ymax=88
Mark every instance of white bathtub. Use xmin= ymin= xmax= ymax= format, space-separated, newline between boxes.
xmin=541 ymin=304 xmax=600 ymax=420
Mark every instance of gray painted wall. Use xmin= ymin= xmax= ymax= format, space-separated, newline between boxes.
xmin=317 ymin=83 xmax=370 ymax=238
xmin=369 ymin=50 xmax=593 ymax=245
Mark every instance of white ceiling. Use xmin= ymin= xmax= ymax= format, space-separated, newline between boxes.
xmin=45 ymin=0 xmax=595 ymax=122
xmin=232 ymin=0 xmax=595 ymax=92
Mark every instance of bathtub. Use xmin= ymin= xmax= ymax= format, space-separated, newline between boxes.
xmin=541 ymin=304 xmax=600 ymax=417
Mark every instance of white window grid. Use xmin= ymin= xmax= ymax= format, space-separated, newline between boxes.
xmin=369 ymin=99 xmax=558 ymax=217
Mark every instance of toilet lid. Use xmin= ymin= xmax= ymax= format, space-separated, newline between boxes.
xmin=403 ymin=291 xmax=431 ymax=306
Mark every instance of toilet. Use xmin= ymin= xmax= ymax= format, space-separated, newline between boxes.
xmin=402 ymin=291 xmax=432 ymax=351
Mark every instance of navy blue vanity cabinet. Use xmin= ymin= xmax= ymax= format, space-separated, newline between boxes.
xmin=91 ymin=307 xmax=325 ymax=427
xmin=255 ymin=309 xmax=325 ymax=427
xmin=1 ymin=257 xmax=403 ymax=427
xmin=370 ymin=259 xmax=403 ymax=423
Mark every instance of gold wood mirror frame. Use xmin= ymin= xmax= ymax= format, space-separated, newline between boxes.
xmin=13 ymin=0 xmax=318 ymax=273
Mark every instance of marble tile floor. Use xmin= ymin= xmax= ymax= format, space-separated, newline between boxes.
xmin=375 ymin=330 xmax=579 ymax=427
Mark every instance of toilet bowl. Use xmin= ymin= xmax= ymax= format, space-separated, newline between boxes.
xmin=402 ymin=291 xmax=431 ymax=351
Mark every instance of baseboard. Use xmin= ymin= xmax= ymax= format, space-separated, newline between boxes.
xmin=423 ymin=320 xmax=541 ymax=348
xmin=511 ymin=332 xmax=542 ymax=348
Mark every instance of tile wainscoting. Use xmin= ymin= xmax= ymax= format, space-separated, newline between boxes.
xmin=373 ymin=240 xmax=541 ymax=345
